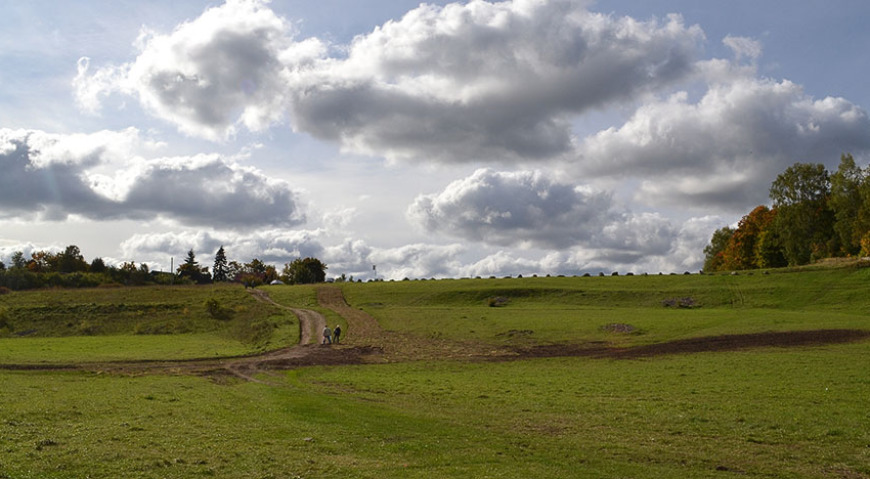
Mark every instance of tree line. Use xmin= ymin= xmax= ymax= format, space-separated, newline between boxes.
xmin=704 ymin=154 xmax=870 ymax=272
xmin=0 ymin=245 xmax=327 ymax=291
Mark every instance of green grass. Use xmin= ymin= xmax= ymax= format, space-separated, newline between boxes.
xmin=2 ymin=342 xmax=868 ymax=478
xmin=339 ymin=269 xmax=870 ymax=347
xmin=0 ymin=283 xmax=298 ymax=362
xmin=0 ymin=334 xmax=255 ymax=364
xmin=1 ymin=267 xmax=870 ymax=477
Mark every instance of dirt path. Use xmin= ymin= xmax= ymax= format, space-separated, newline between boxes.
xmin=316 ymin=286 xmax=381 ymax=341
xmin=248 ymin=289 xmax=325 ymax=345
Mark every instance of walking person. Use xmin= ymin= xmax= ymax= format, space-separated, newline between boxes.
xmin=333 ymin=325 xmax=342 ymax=344
xmin=322 ymin=325 xmax=332 ymax=345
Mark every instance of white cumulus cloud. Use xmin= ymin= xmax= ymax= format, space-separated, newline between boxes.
xmin=0 ymin=128 xmax=305 ymax=227
xmin=578 ymin=75 xmax=870 ymax=210
xmin=408 ymin=168 xmax=614 ymax=248
xmin=75 ymin=0 xmax=325 ymax=140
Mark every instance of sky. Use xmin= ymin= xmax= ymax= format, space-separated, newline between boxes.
xmin=2 ymin=0 xmax=870 ymax=280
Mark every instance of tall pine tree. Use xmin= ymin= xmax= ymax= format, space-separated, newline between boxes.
xmin=213 ymin=246 xmax=229 ymax=282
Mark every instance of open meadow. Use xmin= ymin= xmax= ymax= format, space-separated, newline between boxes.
xmin=1 ymin=265 xmax=869 ymax=478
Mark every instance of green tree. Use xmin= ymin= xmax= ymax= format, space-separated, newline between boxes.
xmin=90 ymin=257 xmax=107 ymax=273
xmin=10 ymin=251 xmax=26 ymax=270
xmin=177 ymin=249 xmax=211 ymax=284
xmin=118 ymin=261 xmax=151 ymax=286
xmin=282 ymin=257 xmax=327 ymax=284
xmin=57 ymin=245 xmax=88 ymax=273
xmin=769 ymin=162 xmax=835 ymax=265
xmin=703 ymin=226 xmax=734 ymax=272
xmin=212 ymin=246 xmax=229 ymax=282
xmin=245 ymin=258 xmax=267 ymax=276
xmin=754 ymin=224 xmax=788 ymax=268
xmin=829 ymin=154 xmax=866 ymax=255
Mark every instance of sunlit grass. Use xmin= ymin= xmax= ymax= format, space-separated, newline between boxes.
xmin=339 ymin=269 xmax=870 ymax=347
xmin=0 ymin=333 xmax=258 ymax=364
xmin=2 ymin=341 xmax=868 ymax=478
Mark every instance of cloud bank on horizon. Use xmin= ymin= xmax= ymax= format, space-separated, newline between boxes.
xmin=2 ymin=0 xmax=869 ymax=279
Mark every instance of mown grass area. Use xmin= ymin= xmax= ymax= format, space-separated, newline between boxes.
xmin=339 ymin=267 xmax=870 ymax=347
xmin=0 ymin=283 xmax=298 ymax=362
xmin=1 ymin=342 xmax=868 ymax=478
xmin=0 ymin=267 xmax=869 ymax=478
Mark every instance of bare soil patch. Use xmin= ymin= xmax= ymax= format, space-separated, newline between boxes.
xmin=509 ymin=329 xmax=870 ymax=360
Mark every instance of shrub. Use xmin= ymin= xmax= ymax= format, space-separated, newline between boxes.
xmin=0 ymin=286 xmax=11 ymax=295
xmin=205 ymin=298 xmax=234 ymax=321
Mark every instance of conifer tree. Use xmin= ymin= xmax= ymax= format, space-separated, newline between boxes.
xmin=213 ymin=246 xmax=229 ymax=282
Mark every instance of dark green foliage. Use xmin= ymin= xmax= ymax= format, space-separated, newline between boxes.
xmin=90 ymin=257 xmax=106 ymax=273
xmin=769 ymin=162 xmax=836 ymax=265
xmin=212 ymin=246 xmax=229 ymax=282
xmin=10 ymin=251 xmax=26 ymax=269
xmin=57 ymin=245 xmax=88 ymax=273
xmin=830 ymin=154 xmax=868 ymax=254
xmin=177 ymin=249 xmax=211 ymax=284
xmin=282 ymin=257 xmax=327 ymax=284
xmin=754 ymin=228 xmax=788 ymax=268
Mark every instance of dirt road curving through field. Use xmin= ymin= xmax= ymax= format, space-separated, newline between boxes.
xmin=247 ymin=288 xmax=325 ymax=345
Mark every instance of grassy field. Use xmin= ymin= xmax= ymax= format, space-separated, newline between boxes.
xmin=341 ymin=267 xmax=870 ymax=347
xmin=0 ymin=266 xmax=869 ymax=478
xmin=0 ymin=283 xmax=298 ymax=363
